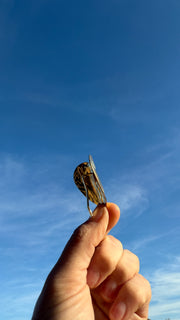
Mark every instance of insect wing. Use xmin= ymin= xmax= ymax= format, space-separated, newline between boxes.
xmin=89 ymin=155 xmax=107 ymax=204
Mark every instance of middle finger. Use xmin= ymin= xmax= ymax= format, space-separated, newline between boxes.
xmin=91 ymin=249 xmax=140 ymax=316
xmin=100 ymin=249 xmax=140 ymax=302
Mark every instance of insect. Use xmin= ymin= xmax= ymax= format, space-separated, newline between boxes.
xmin=73 ymin=155 xmax=107 ymax=216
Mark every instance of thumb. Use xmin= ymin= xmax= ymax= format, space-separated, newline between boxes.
xmin=55 ymin=205 xmax=109 ymax=276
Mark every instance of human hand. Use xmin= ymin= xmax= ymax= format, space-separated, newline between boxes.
xmin=32 ymin=203 xmax=151 ymax=320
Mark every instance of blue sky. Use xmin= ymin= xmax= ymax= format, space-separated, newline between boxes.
xmin=0 ymin=1 xmax=180 ymax=319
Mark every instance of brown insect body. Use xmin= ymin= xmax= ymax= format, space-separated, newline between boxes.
xmin=73 ymin=155 xmax=107 ymax=215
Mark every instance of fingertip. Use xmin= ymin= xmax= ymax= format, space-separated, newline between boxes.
xmin=106 ymin=203 xmax=120 ymax=232
xmin=106 ymin=202 xmax=120 ymax=216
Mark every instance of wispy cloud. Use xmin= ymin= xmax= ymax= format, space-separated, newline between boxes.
xmin=0 ymin=154 xmax=86 ymax=257
xmin=107 ymin=182 xmax=149 ymax=218
xmin=130 ymin=234 xmax=164 ymax=252
xmin=148 ymin=255 xmax=180 ymax=319
xmin=109 ymin=128 xmax=180 ymax=217
xmin=0 ymin=289 xmax=40 ymax=320
xmin=129 ymin=226 xmax=180 ymax=253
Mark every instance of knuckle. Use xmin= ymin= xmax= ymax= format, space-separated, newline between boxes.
xmin=108 ymin=235 xmax=123 ymax=251
xmin=133 ymin=254 xmax=140 ymax=273
xmin=95 ymin=237 xmax=123 ymax=272
xmin=144 ymin=278 xmax=152 ymax=302
xmin=101 ymin=254 xmax=114 ymax=271
xmin=134 ymin=286 xmax=145 ymax=305
xmin=132 ymin=274 xmax=152 ymax=305
xmin=73 ymin=223 xmax=90 ymax=242
xmin=124 ymin=249 xmax=140 ymax=273
xmin=96 ymin=246 xmax=114 ymax=271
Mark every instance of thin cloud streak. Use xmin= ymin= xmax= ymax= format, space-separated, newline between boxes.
xmin=129 ymin=226 xmax=180 ymax=252
xmin=0 ymin=291 xmax=40 ymax=320
xmin=107 ymin=182 xmax=149 ymax=218
xmin=149 ymin=255 xmax=180 ymax=319
xmin=107 ymin=128 xmax=180 ymax=218
xmin=0 ymin=154 xmax=86 ymax=261
xmin=130 ymin=234 xmax=163 ymax=252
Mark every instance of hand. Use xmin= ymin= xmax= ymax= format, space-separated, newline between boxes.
xmin=32 ymin=203 xmax=151 ymax=320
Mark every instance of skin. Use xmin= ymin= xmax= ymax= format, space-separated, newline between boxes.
xmin=32 ymin=203 xmax=151 ymax=320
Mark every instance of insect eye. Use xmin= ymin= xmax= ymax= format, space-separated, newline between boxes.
xmin=73 ymin=155 xmax=107 ymax=216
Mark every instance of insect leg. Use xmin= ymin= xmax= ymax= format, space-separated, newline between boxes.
xmin=80 ymin=174 xmax=93 ymax=216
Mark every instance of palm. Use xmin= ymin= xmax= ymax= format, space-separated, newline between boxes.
xmin=51 ymin=283 xmax=112 ymax=320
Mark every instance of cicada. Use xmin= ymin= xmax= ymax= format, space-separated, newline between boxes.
xmin=73 ymin=155 xmax=107 ymax=216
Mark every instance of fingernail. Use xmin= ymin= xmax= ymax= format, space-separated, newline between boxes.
xmin=102 ymin=279 xmax=118 ymax=300
xmin=92 ymin=206 xmax=107 ymax=222
xmin=110 ymin=302 xmax=126 ymax=320
xmin=87 ymin=269 xmax=100 ymax=288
